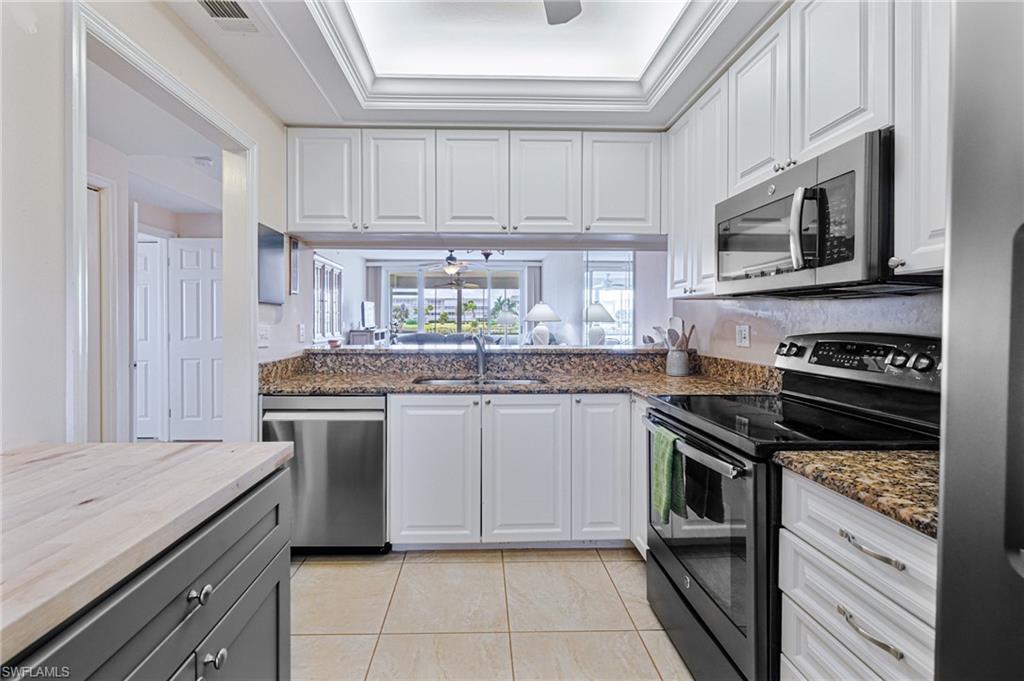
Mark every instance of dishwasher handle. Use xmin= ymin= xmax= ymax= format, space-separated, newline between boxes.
xmin=262 ymin=411 xmax=385 ymax=422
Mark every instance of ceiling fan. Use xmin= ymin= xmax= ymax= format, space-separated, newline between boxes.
xmin=544 ymin=0 xmax=583 ymax=25
xmin=437 ymin=271 xmax=482 ymax=289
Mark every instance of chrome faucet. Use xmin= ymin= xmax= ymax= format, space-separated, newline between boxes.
xmin=471 ymin=333 xmax=487 ymax=381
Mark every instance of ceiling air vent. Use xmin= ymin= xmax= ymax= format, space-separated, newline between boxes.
xmin=198 ymin=1 xmax=261 ymax=34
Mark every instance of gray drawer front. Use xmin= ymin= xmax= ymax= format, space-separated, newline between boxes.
xmin=169 ymin=654 xmax=197 ymax=681
xmin=18 ymin=470 xmax=291 ymax=681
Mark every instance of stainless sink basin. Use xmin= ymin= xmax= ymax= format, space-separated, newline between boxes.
xmin=412 ymin=377 xmax=547 ymax=386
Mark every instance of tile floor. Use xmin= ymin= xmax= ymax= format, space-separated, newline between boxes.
xmin=290 ymin=547 xmax=696 ymax=681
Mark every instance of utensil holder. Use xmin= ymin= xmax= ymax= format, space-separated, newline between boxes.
xmin=666 ymin=349 xmax=691 ymax=377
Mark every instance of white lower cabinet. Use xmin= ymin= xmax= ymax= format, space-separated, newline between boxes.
xmin=388 ymin=394 xmax=481 ymax=543
xmin=482 ymin=394 xmax=571 ymax=542
xmin=571 ymin=394 xmax=631 ymax=540
xmin=782 ymin=596 xmax=882 ymax=681
xmin=629 ymin=396 xmax=649 ymax=556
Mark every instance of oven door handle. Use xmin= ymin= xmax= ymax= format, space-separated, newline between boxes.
xmin=788 ymin=186 xmax=808 ymax=271
xmin=644 ymin=417 xmax=746 ymax=479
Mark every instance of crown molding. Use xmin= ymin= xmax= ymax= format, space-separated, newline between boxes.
xmin=306 ymin=0 xmax=736 ymax=113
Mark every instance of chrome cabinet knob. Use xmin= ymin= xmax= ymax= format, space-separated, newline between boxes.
xmin=362 ymin=223 xmax=369 ymax=230
xmin=512 ymin=225 xmax=519 ymax=231
xmin=501 ymin=224 xmax=508 ymax=231
xmin=186 ymin=583 xmax=213 ymax=607
xmin=772 ymin=162 xmax=783 ymax=172
xmin=352 ymin=222 xmax=359 ymax=230
xmin=203 ymin=648 xmax=228 ymax=670
xmin=585 ymin=225 xmax=592 ymax=231
xmin=472 ymin=400 xmax=479 ymax=405
xmin=888 ymin=256 xmax=906 ymax=269
xmin=785 ymin=158 xmax=796 ymax=168
xmin=575 ymin=398 xmax=582 ymax=404
xmin=484 ymin=399 xmax=492 ymax=405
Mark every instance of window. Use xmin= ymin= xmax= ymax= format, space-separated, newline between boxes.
xmin=585 ymin=252 xmax=634 ymax=345
xmin=314 ymin=255 xmax=343 ymax=341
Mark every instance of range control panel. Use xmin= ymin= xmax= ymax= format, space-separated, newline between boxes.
xmin=774 ymin=333 xmax=941 ymax=392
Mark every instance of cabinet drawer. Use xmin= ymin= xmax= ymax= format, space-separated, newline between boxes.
xmin=169 ymin=654 xmax=197 ymax=681
xmin=781 ymin=596 xmax=882 ymax=681
xmin=21 ymin=470 xmax=291 ymax=681
xmin=779 ymin=530 xmax=934 ymax=681
xmin=781 ymin=470 xmax=937 ymax=625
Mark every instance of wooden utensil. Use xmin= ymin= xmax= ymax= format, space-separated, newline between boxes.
xmin=667 ymin=329 xmax=681 ymax=348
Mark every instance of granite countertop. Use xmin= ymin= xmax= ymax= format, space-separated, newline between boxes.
xmin=773 ymin=449 xmax=939 ymax=538
xmin=260 ymin=371 xmax=765 ymax=398
xmin=0 ymin=442 xmax=294 ymax=663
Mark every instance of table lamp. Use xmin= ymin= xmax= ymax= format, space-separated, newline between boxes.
xmin=583 ymin=303 xmax=615 ymax=346
xmin=525 ymin=301 xmax=560 ymax=345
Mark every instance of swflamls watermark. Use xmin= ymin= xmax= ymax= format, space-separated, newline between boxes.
xmin=0 ymin=666 xmax=71 ymax=679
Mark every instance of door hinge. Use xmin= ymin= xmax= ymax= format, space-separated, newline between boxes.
xmin=168 ymin=408 xmax=172 ymax=418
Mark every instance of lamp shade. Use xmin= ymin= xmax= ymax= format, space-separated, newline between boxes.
xmin=583 ymin=303 xmax=615 ymax=323
xmin=525 ymin=301 xmax=561 ymax=323
xmin=496 ymin=310 xmax=519 ymax=325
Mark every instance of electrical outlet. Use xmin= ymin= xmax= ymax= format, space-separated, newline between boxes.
xmin=735 ymin=324 xmax=751 ymax=348
xmin=256 ymin=324 xmax=271 ymax=349
xmin=298 ymin=323 xmax=306 ymax=343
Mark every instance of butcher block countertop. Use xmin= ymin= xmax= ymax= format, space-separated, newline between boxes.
xmin=0 ymin=441 xmax=293 ymax=663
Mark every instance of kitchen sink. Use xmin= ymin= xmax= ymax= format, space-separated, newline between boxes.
xmin=412 ymin=377 xmax=547 ymax=386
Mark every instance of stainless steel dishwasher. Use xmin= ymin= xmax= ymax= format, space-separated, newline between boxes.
xmin=261 ymin=395 xmax=388 ymax=552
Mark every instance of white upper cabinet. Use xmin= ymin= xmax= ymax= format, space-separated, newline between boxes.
xmin=665 ymin=113 xmax=695 ymax=297
xmin=893 ymin=0 xmax=952 ymax=275
xmin=482 ymin=394 xmax=572 ymax=542
xmin=571 ymin=394 xmax=631 ymax=540
xmin=790 ymin=0 xmax=892 ymax=162
xmin=437 ymin=130 xmax=509 ymax=233
xmin=287 ymin=129 xmax=361 ymax=232
xmin=361 ymin=129 xmax=436 ymax=232
xmin=728 ymin=12 xmax=791 ymax=195
xmin=510 ymin=131 xmax=583 ymax=234
xmin=583 ymin=132 xmax=662 ymax=234
xmin=690 ymin=78 xmax=729 ymax=296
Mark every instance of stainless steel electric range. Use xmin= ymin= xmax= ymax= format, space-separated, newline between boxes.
xmin=643 ymin=333 xmax=941 ymax=681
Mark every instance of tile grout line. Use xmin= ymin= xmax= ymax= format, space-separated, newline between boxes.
xmin=501 ymin=550 xmax=516 ymax=681
xmin=600 ymin=552 xmax=667 ymax=681
xmin=362 ymin=551 xmax=406 ymax=681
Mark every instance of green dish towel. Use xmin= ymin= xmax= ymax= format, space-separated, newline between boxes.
xmin=652 ymin=426 xmax=688 ymax=524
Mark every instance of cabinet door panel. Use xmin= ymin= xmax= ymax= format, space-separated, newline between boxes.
xmin=362 ymin=129 xmax=436 ymax=232
xmin=437 ymin=130 xmax=509 ymax=233
xmin=571 ymin=394 xmax=630 ymax=540
xmin=288 ymin=129 xmax=360 ymax=231
xmin=790 ymin=0 xmax=892 ymax=161
xmin=728 ymin=13 xmax=790 ymax=195
xmin=482 ymin=394 xmax=571 ymax=542
xmin=690 ymin=78 xmax=728 ymax=296
xmin=388 ymin=395 xmax=481 ymax=544
xmin=665 ymin=115 xmax=695 ymax=297
xmin=510 ymin=131 xmax=583 ymax=233
xmin=583 ymin=133 xmax=661 ymax=234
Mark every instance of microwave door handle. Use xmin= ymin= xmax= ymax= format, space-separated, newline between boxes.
xmin=789 ymin=186 xmax=807 ymax=270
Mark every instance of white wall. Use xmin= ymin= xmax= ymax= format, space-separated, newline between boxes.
xmin=258 ymin=240 xmax=314 ymax=362
xmin=673 ymin=292 xmax=945 ymax=365
xmin=317 ymin=250 xmax=367 ymax=336
xmin=540 ymin=252 xmax=584 ymax=345
xmin=634 ymin=250 xmax=671 ymax=344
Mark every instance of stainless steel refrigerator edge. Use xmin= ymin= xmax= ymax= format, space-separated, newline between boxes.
xmin=937 ymin=1 xmax=1024 ymax=677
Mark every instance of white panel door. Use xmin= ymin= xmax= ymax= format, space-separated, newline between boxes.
xmin=690 ymin=77 xmax=729 ymax=297
xmin=287 ymin=128 xmax=361 ymax=232
xmin=362 ymin=129 xmax=436 ymax=232
xmin=893 ymin=0 xmax=952 ymax=275
xmin=629 ymin=396 xmax=649 ymax=557
xmin=437 ymin=130 xmax=509 ymax=233
xmin=388 ymin=394 xmax=481 ymax=544
xmin=482 ymin=394 xmax=571 ymax=542
xmin=665 ymin=113 xmax=695 ymax=297
xmin=510 ymin=130 xmax=583 ymax=234
xmin=583 ymin=132 xmax=661 ymax=234
xmin=790 ymin=0 xmax=893 ymax=162
xmin=571 ymin=394 xmax=631 ymax=540
xmin=135 ymin=238 xmax=166 ymax=441
xmin=168 ymin=238 xmax=223 ymax=441
xmin=728 ymin=12 xmax=791 ymax=195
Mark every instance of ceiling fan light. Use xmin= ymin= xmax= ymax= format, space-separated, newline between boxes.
xmin=544 ymin=0 xmax=582 ymax=25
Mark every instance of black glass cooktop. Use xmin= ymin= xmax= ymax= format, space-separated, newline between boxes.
xmin=647 ymin=393 xmax=939 ymax=457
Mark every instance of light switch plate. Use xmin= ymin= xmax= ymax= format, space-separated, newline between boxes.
xmin=256 ymin=324 xmax=271 ymax=349
xmin=298 ymin=323 xmax=306 ymax=343
xmin=735 ymin=324 xmax=751 ymax=348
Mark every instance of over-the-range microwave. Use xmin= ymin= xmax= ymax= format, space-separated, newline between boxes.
xmin=714 ymin=128 xmax=941 ymax=297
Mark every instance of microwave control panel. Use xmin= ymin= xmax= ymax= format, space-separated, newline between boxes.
xmin=818 ymin=171 xmax=856 ymax=267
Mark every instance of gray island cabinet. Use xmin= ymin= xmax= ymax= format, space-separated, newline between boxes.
xmin=1 ymin=443 xmax=293 ymax=681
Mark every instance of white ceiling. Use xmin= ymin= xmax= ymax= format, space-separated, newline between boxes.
xmin=345 ymin=1 xmax=686 ymax=80
xmin=169 ymin=0 xmax=781 ymax=128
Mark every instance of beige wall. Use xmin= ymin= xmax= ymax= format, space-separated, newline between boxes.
xmin=673 ymin=292 xmax=944 ymax=365
xmin=634 ymin=250 xmax=672 ymax=344
xmin=1 ymin=2 xmax=286 ymax=448
xmin=258 ymin=241 xmax=314 ymax=362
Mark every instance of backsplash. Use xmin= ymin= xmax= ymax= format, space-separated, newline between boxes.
xmin=673 ymin=292 xmax=944 ymax=366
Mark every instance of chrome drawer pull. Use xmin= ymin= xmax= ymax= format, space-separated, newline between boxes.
xmin=838 ymin=529 xmax=906 ymax=571
xmin=186 ymin=583 xmax=214 ymax=607
xmin=203 ymin=647 xmax=228 ymax=670
xmin=836 ymin=605 xmax=905 ymax=661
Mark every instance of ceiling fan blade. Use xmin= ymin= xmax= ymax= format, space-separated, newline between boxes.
xmin=544 ymin=0 xmax=582 ymax=25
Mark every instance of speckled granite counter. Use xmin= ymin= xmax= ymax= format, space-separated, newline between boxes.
xmin=773 ymin=450 xmax=939 ymax=538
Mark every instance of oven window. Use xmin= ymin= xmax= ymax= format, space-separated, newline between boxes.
xmin=717 ymin=192 xmax=819 ymax=282
xmin=650 ymin=441 xmax=751 ymax=635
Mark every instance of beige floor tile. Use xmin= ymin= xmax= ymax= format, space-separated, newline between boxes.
xmin=640 ymin=630 xmax=696 ymax=681
xmin=291 ymin=634 xmax=377 ymax=681
xmin=512 ymin=631 xmax=660 ymax=680
xmin=383 ymin=563 xmax=508 ymax=633
xmin=604 ymin=561 xmax=662 ymax=630
xmin=292 ymin=562 xmax=401 ymax=634
xmin=405 ymin=549 xmax=502 ymax=563
xmin=502 ymin=549 xmax=601 ymax=562
xmin=303 ymin=552 xmax=405 ymax=564
xmin=505 ymin=562 xmax=633 ymax=632
xmin=367 ymin=633 xmax=513 ymax=680
xmin=598 ymin=548 xmax=643 ymax=562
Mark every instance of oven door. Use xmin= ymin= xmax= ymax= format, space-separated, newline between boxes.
xmin=645 ymin=413 xmax=759 ymax=679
